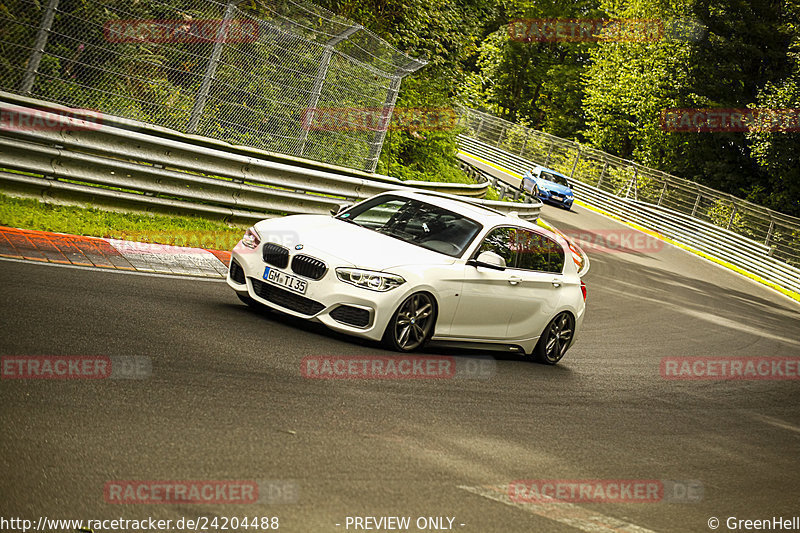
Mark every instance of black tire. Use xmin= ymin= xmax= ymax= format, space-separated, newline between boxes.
xmin=383 ymin=292 xmax=437 ymax=352
xmin=533 ymin=312 xmax=575 ymax=365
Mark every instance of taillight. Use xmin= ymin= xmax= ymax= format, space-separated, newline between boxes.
xmin=580 ymin=280 xmax=587 ymax=301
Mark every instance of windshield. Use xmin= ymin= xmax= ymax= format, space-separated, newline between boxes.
xmin=540 ymin=172 xmax=570 ymax=187
xmin=338 ymin=195 xmax=482 ymax=257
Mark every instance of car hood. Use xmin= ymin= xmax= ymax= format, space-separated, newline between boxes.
xmin=536 ymin=178 xmax=573 ymax=195
xmin=254 ymin=214 xmax=457 ymax=270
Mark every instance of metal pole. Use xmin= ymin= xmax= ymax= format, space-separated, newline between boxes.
xmin=519 ymin=131 xmax=529 ymax=156
xmin=726 ymin=202 xmax=737 ymax=230
xmin=298 ymin=24 xmax=361 ymax=156
xmin=657 ymin=182 xmax=667 ymax=206
xmin=364 ymin=74 xmax=401 ymax=172
xmin=187 ymin=0 xmax=237 ymax=134
xmin=632 ymin=167 xmax=639 ymax=201
xmin=765 ymin=220 xmax=775 ymax=246
xmin=20 ymin=0 xmax=59 ymax=94
xmin=569 ymin=149 xmax=581 ymax=180
xmin=597 ymin=162 xmax=607 ymax=188
xmin=691 ymin=193 xmax=701 ymax=217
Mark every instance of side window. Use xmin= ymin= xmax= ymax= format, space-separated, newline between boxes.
xmin=478 ymin=227 xmax=516 ymax=267
xmin=513 ymin=230 xmax=566 ymax=273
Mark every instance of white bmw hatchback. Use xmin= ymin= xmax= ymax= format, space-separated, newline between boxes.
xmin=227 ymin=190 xmax=587 ymax=364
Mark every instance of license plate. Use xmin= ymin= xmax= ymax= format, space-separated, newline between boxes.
xmin=263 ymin=267 xmax=307 ymax=294
xmin=551 ymin=195 xmax=563 ymax=201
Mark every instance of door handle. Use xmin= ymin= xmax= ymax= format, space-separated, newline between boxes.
xmin=552 ymin=280 xmax=561 ymax=288
xmin=508 ymin=276 xmax=522 ymax=285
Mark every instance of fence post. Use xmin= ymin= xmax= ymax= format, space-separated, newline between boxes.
xmin=569 ymin=148 xmax=581 ymax=181
xmin=519 ymin=131 xmax=529 ymax=156
xmin=657 ymin=182 xmax=667 ymax=206
xmin=297 ymin=23 xmax=362 ymax=157
xmin=364 ymin=74 xmax=402 ymax=172
xmin=765 ymin=219 xmax=775 ymax=246
xmin=19 ymin=0 xmax=60 ymax=94
xmin=726 ymin=202 xmax=738 ymax=230
xmin=691 ymin=193 xmax=701 ymax=217
xmin=632 ymin=166 xmax=639 ymax=201
xmin=187 ymin=0 xmax=236 ymax=133
xmin=597 ymin=162 xmax=607 ymax=188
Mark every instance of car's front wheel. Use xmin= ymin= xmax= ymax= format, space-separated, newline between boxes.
xmin=383 ymin=292 xmax=437 ymax=352
xmin=533 ymin=312 xmax=575 ymax=364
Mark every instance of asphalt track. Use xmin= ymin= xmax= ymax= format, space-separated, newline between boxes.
xmin=2 ymin=167 xmax=800 ymax=532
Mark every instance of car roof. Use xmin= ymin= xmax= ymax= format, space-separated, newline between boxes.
xmin=378 ymin=189 xmax=552 ymax=234
xmin=533 ymin=166 xmax=570 ymax=180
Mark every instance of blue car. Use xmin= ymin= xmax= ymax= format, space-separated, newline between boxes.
xmin=520 ymin=166 xmax=575 ymax=210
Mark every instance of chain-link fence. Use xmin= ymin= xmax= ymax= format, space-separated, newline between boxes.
xmin=0 ymin=0 xmax=425 ymax=172
xmin=458 ymin=106 xmax=800 ymax=267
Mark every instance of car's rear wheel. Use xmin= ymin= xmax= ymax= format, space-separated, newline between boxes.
xmin=533 ymin=312 xmax=574 ymax=364
xmin=383 ymin=292 xmax=437 ymax=352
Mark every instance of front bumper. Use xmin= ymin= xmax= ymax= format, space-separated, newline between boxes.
xmin=539 ymin=192 xmax=573 ymax=209
xmin=226 ymin=242 xmax=406 ymax=342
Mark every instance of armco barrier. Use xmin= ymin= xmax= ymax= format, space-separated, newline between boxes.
xmin=458 ymin=136 xmax=800 ymax=296
xmin=0 ymin=92 xmax=542 ymax=223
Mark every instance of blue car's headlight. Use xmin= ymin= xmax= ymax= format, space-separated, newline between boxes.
xmin=336 ymin=268 xmax=405 ymax=292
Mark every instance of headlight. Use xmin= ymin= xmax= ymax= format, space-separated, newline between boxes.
xmin=336 ymin=268 xmax=405 ymax=292
xmin=241 ymin=227 xmax=261 ymax=249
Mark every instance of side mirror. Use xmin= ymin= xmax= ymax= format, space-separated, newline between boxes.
xmin=467 ymin=250 xmax=506 ymax=271
xmin=331 ymin=203 xmax=352 ymax=216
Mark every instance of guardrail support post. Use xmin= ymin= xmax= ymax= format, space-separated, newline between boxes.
xmin=657 ymin=182 xmax=667 ymax=206
xmin=569 ymin=149 xmax=581 ymax=180
xmin=519 ymin=131 xmax=529 ymax=156
xmin=765 ymin=220 xmax=775 ymax=246
xmin=364 ymin=73 xmax=401 ymax=172
xmin=298 ymin=23 xmax=362 ymax=157
xmin=691 ymin=193 xmax=701 ymax=217
xmin=544 ymin=143 xmax=553 ymax=167
xmin=19 ymin=0 xmax=59 ymax=94
xmin=187 ymin=0 xmax=236 ymax=133
xmin=597 ymin=162 xmax=607 ymax=188
xmin=726 ymin=202 xmax=738 ymax=230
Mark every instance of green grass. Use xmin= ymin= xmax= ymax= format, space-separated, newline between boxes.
xmin=0 ymin=194 xmax=247 ymax=250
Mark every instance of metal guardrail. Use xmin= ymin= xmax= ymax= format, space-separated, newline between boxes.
xmin=458 ymin=107 xmax=800 ymax=268
xmin=1 ymin=0 xmax=426 ymax=172
xmin=0 ymin=94 xmax=542 ymax=224
xmin=458 ymin=136 xmax=800 ymax=295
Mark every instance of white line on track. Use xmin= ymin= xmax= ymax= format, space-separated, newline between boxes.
xmin=458 ymin=484 xmax=658 ymax=533
xmin=0 ymin=256 xmax=226 ymax=282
